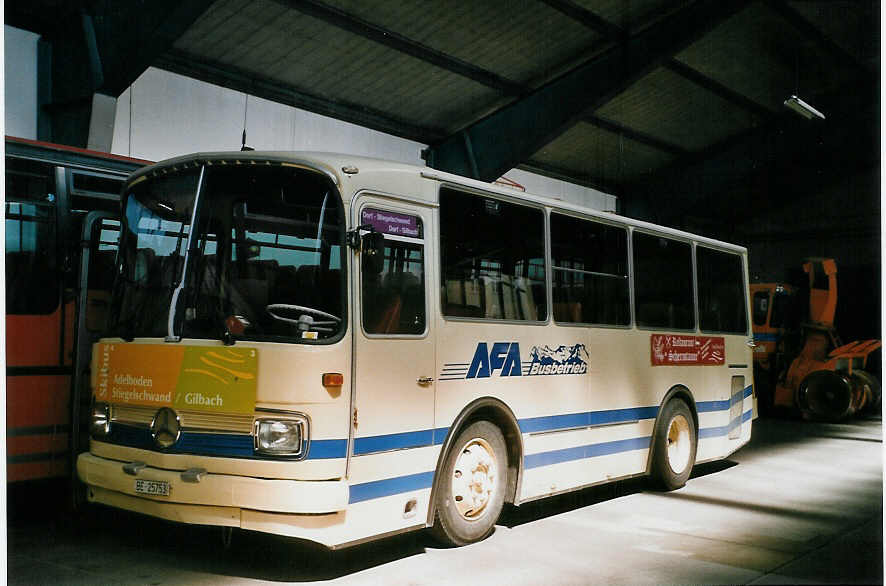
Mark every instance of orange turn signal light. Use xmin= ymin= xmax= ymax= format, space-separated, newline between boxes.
xmin=323 ymin=373 xmax=344 ymax=387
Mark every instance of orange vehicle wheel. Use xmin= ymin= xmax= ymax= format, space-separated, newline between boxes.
xmin=852 ymin=370 xmax=881 ymax=414
xmin=796 ymin=370 xmax=855 ymax=422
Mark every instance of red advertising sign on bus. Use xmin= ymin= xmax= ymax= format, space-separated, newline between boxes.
xmin=651 ymin=334 xmax=725 ymax=366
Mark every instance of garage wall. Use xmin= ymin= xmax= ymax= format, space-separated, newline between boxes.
xmin=4 ymin=27 xmax=40 ymax=139
xmin=739 ymin=168 xmax=881 ymax=343
xmin=4 ymin=24 xmax=616 ymax=213
xmin=111 ymin=67 xmax=616 ymax=211
xmin=110 ymin=67 xmax=427 ymax=165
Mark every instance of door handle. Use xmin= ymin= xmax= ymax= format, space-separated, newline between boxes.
xmin=417 ymin=376 xmax=434 ymax=385
xmin=746 ymin=339 xmax=758 ymax=348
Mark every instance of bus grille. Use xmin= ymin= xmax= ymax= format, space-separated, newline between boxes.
xmin=111 ymin=404 xmax=254 ymax=434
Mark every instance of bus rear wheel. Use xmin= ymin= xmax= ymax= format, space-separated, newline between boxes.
xmin=430 ymin=420 xmax=507 ymax=547
xmin=650 ymin=399 xmax=697 ymax=491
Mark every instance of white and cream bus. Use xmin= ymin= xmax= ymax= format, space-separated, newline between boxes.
xmin=77 ymin=151 xmax=755 ymax=548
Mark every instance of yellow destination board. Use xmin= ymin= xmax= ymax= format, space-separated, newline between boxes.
xmin=94 ymin=343 xmax=258 ymax=414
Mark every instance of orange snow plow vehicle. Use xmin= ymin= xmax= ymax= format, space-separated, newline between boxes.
xmin=753 ymin=258 xmax=880 ymax=421
xmin=749 ymin=282 xmax=796 ymax=413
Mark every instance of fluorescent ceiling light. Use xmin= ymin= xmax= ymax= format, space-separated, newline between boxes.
xmin=784 ymin=95 xmax=825 ymax=120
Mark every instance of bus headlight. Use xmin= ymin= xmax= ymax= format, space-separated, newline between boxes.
xmin=91 ymin=402 xmax=111 ymax=437
xmin=254 ymin=416 xmax=307 ymax=457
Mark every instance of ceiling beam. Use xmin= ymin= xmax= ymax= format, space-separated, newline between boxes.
xmin=765 ymin=0 xmax=875 ymax=77
xmin=519 ymin=159 xmax=624 ymax=199
xmin=543 ymin=0 xmax=773 ymax=122
xmin=8 ymin=0 xmax=215 ymax=148
xmin=277 ymin=0 xmax=524 ymax=95
xmin=155 ymin=49 xmax=444 ymax=145
xmin=661 ymin=58 xmax=772 ymax=119
xmin=424 ymin=0 xmax=750 ymax=180
xmin=537 ymin=0 xmax=627 ymax=41
xmin=85 ymin=0 xmax=217 ymax=96
xmin=584 ymin=115 xmax=688 ymax=156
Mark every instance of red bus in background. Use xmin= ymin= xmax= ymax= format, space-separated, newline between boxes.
xmin=5 ymin=136 xmax=149 ymax=484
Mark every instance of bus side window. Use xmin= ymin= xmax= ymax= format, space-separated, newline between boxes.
xmin=440 ymin=187 xmax=546 ymax=321
xmin=5 ymin=161 xmax=59 ymax=315
xmin=633 ymin=233 xmax=694 ymax=330
xmin=697 ymin=247 xmax=747 ymax=334
xmin=362 ymin=237 xmax=426 ymax=335
xmin=551 ymin=213 xmax=629 ymax=326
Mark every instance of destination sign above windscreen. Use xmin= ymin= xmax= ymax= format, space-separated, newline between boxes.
xmin=361 ymin=208 xmax=423 ymax=238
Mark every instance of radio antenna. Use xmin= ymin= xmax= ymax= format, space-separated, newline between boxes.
xmin=240 ymin=95 xmax=254 ymax=151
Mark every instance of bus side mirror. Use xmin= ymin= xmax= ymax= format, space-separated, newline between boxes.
xmin=362 ymin=232 xmax=384 ymax=274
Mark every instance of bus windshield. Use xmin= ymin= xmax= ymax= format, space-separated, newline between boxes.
xmin=110 ymin=164 xmax=346 ymax=343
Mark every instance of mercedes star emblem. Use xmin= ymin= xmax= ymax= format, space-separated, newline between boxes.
xmin=150 ymin=407 xmax=181 ymax=449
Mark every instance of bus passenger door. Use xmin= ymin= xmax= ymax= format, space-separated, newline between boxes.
xmin=351 ymin=196 xmax=436 ymax=473
xmin=71 ymin=212 xmax=120 ymax=490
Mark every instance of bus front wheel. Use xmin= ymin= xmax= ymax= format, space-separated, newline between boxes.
xmin=650 ymin=399 xmax=697 ymax=491
xmin=430 ymin=420 xmax=507 ymax=546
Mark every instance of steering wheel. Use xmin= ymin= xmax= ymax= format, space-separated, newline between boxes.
xmin=266 ymin=304 xmax=341 ymax=331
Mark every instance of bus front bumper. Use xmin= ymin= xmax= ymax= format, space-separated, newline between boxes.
xmin=77 ymin=452 xmax=349 ymax=517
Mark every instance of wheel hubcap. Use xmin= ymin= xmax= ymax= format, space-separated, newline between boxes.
xmin=666 ymin=414 xmax=691 ymax=474
xmin=451 ymin=437 xmax=498 ymax=520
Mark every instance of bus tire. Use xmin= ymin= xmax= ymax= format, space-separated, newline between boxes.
xmin=650 ymin=399 xmax=697 ymax=491
xmin=430 ymin=420 xmax=507 ymax=547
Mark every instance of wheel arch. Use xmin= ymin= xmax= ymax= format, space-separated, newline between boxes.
xmin=425 ymin=397 xmax=524 ymax=527
xmin=644 ymin=384 xmax=698 ymax=475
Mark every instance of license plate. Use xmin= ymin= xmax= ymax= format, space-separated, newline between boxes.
xmin=134 ymin=479 xmax=170 ymax=496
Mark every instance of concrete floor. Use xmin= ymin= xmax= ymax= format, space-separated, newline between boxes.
xmin=6 ymin=415 xmax=883 ymax=585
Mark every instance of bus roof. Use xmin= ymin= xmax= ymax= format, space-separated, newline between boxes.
xmin=5 ymin=136 xmax=152 ymax=173
xmin=128 ymin=150 xmax=747 ymax=255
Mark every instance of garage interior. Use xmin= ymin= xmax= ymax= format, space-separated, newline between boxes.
xmin=4 ymin=0 xmax=882 ymax=584
xmin=8 ymin=0 xmax=880 ymax=340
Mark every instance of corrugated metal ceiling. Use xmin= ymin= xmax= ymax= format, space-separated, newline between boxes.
xmin=160 ymin=0 xmax=877 ymax=200
xmin=323 ymin=0 xmax=600 ymax=87
xmin=533 ymin=121 xmax=676 ymax=186
xmin=9 ymin=0 xmax=877 ymax=205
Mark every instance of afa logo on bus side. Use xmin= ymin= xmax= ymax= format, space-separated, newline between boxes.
xmin=440 ymin=342 xmax=589 ymax=381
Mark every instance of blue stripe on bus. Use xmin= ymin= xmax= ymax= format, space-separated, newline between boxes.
xmin=698 ymin=409 xmax=754 ymax=439
xmin=355 ymin=389 xmax=753 ymax=455
xmin=523 ymin=436 xmax=651 ymax=469
xmin=105 ymin=424 xmax=346 ymax=460
xmin=103 ymin=386 xmax=754 ymax=460
xmin=697 ymin=399 xmax=731 ymax=412
xmin=308 ymin=439 xmax=349 ymax=459
xmin=519 ymin=412 xmax=590 ymax=434
xmin=518 ymin=405 xmax=659 ymax=434
xmin=698 ymin=384 xmax=753 ymax=413
xmin=753 ymin=333 xmax=778 ymax=342
xmin=590 ymin=406 xmax=659 ymax=425
xmin=348 ymin=471 xmax=435 ymax=503
xmin=176 ymin=432 xmax=254 ymax=457
xmin=351 ymin=427 xmax=451 ymax=454
xmin=525 ymin=404 xmax=755 ymax=471
xmin=354 ymin=429 xmax=434 ymax=455
xmin=347 ymin=406 xmax=757 ymax=502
